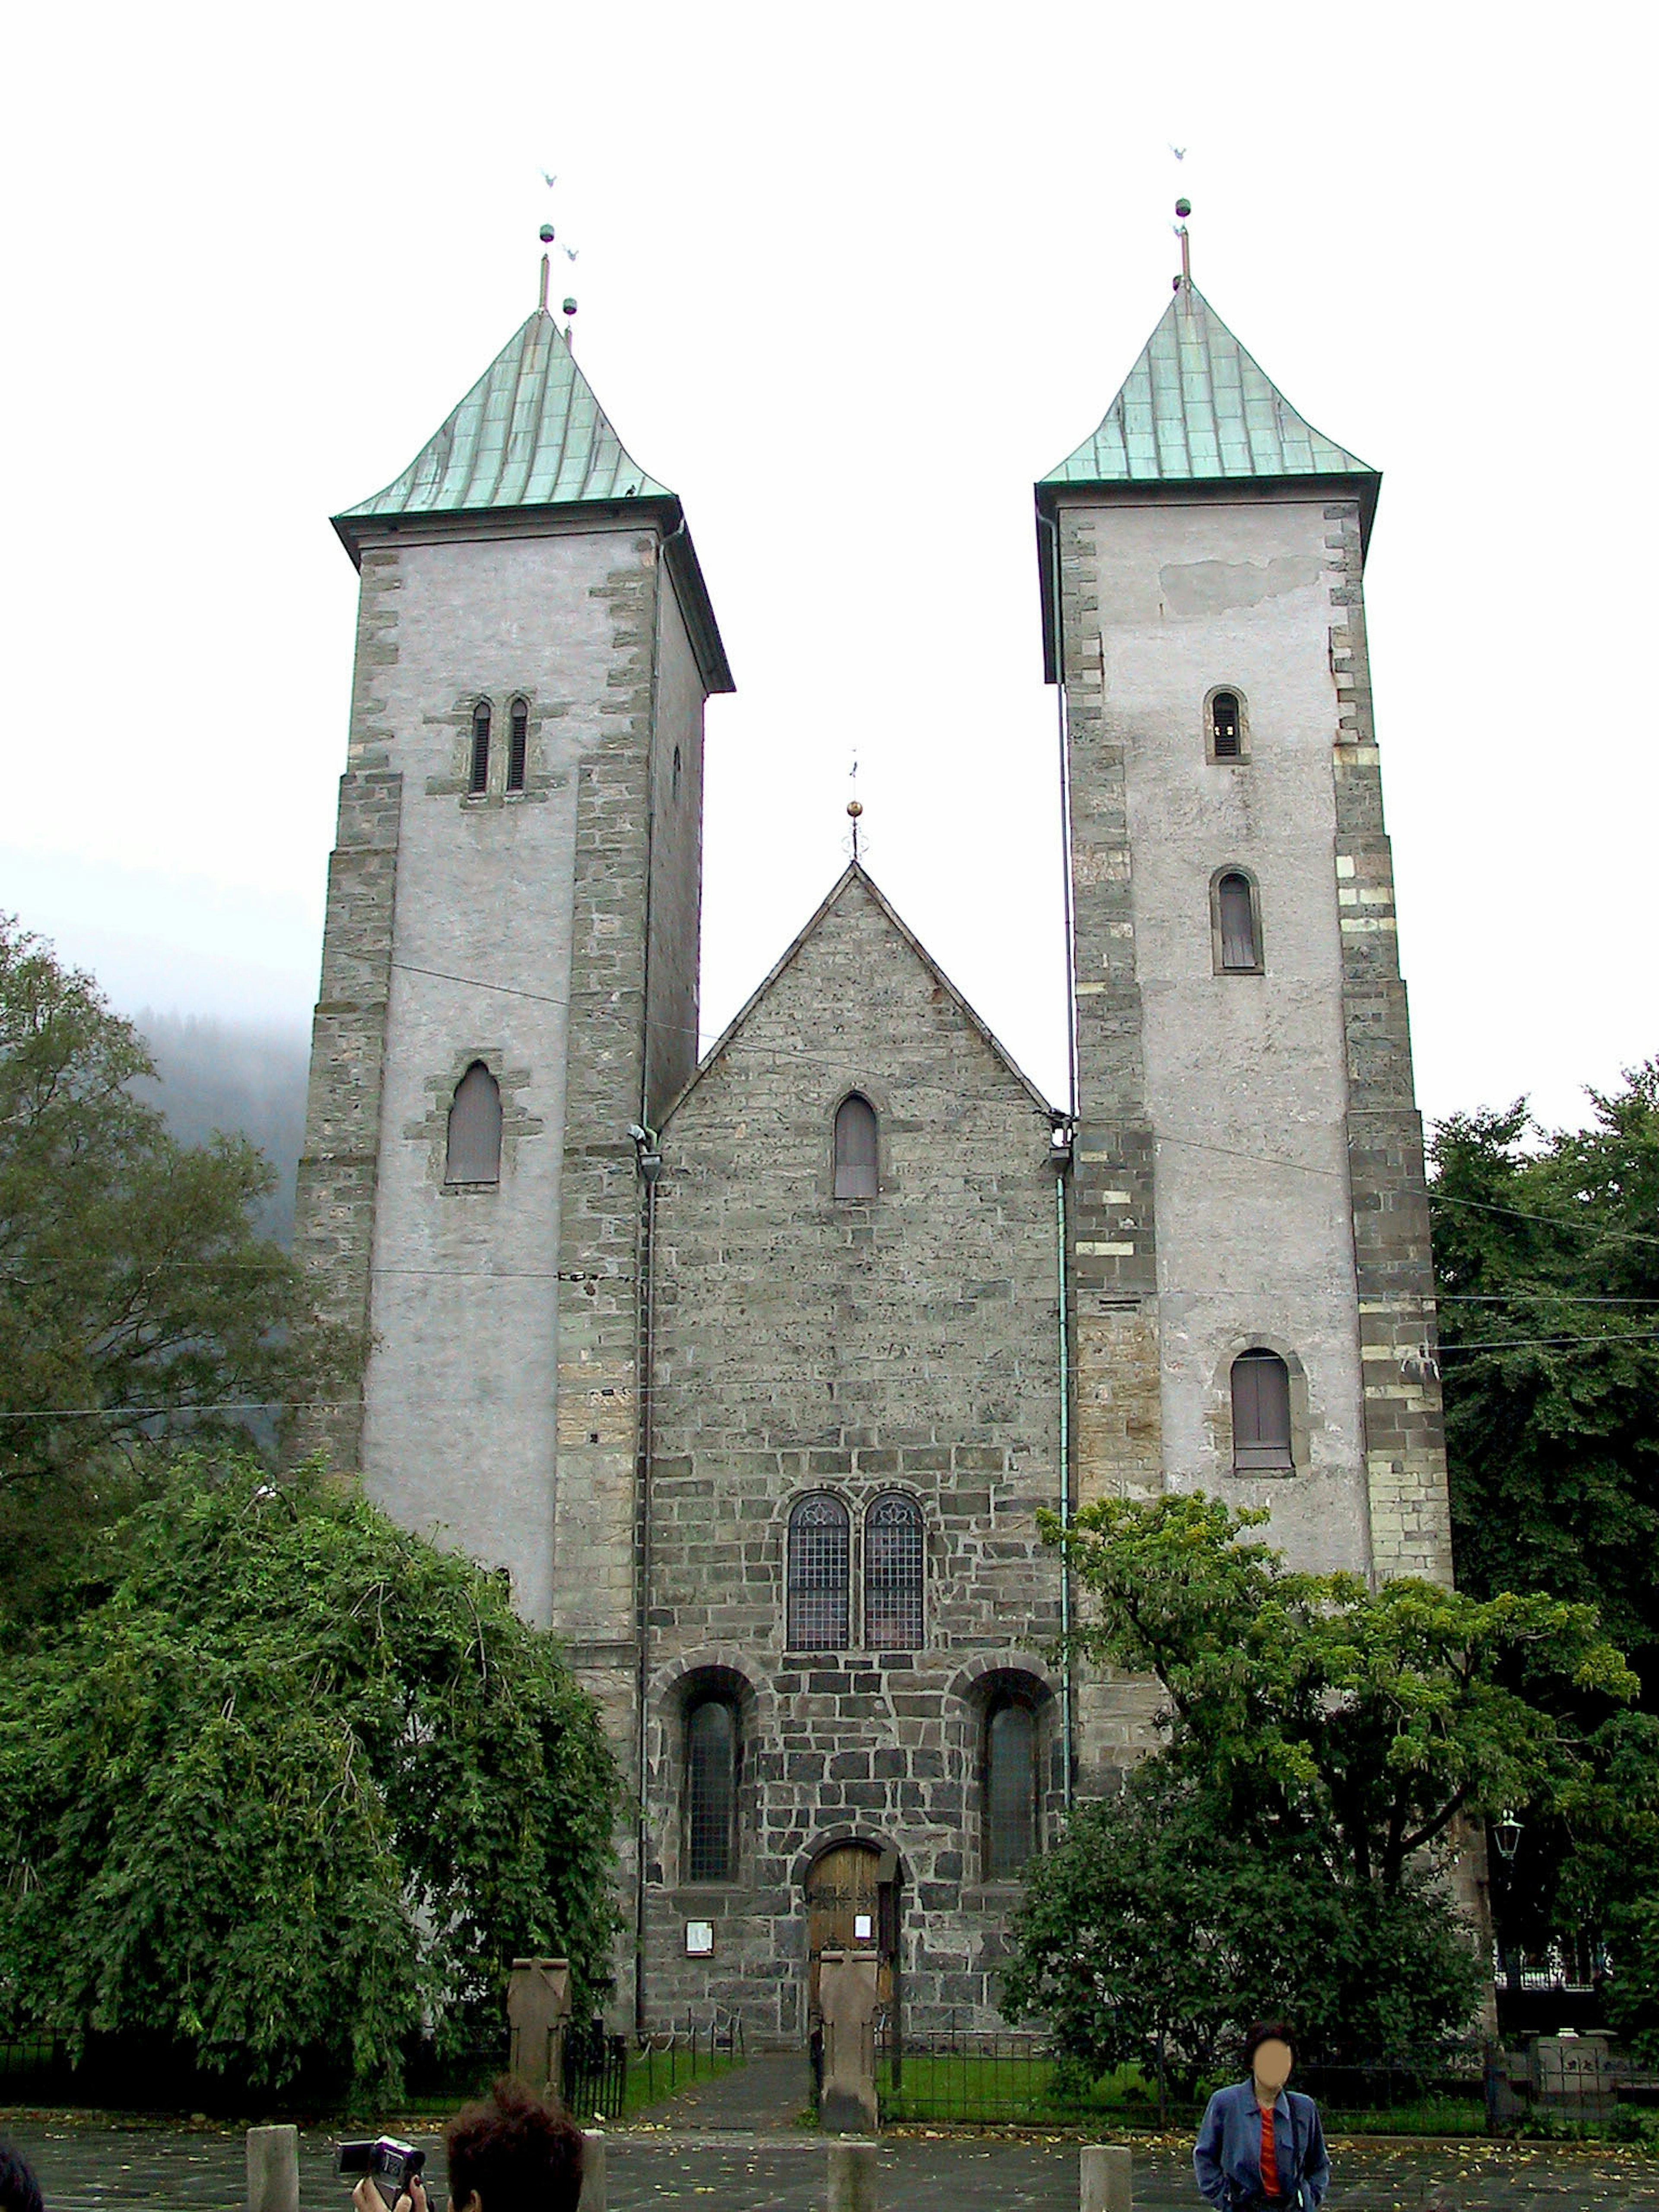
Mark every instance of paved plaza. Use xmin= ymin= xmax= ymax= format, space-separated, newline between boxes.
xmin=3 ymin=2116 xmax=1658 ymax=2212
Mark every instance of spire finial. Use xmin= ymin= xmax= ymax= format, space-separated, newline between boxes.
xmin=1173 ymin=197 xmax=1192 ymax=292
xmin=846 ymin=749 xmax=863 ymax=864
xmin=539 ymin=248 xmax=551 ymax=314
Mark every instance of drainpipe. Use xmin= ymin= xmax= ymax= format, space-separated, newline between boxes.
xmin=631 ymin=1121 xmax=662 ymax=2034
xmin=1052 ymin=1134 xmax=1075 ymax=1814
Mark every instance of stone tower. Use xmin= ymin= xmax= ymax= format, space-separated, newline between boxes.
xmin=1036 ymin=276 xmax=1453 ymax=1657
xmin=292 ymin=302 xmax=732 ymax=1749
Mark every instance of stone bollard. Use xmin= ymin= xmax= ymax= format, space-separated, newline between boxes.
xmin=580 ymin=2130 xmax=606 ymax=2212
xmin=816 ymin=1949 xmax=881 ymax=2134
xmin=826 ymin=2138 xmax=878 ymax=2212
xmin=246 ymin=2125 xmax=299 ymax=2212
xmin=1079 ymin=2142 xmax=1132 ymax=2212
xmin=508 ymin=1957 xmax=573 ymax=2105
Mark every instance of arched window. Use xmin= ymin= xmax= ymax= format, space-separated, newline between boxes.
xmin=1215 ymin=871 xmax=1260 ymax=972
xmin=469 ymin=700 xmax=492 ymax=795
xmin=1211 ymin=690 xmax=1242 ymax=759
xmin=864 ymin=1493 xmax=924 ymax=1651
xmin=445 ymin=1062 xmax=502 ymax=1185
xmin=1232 ymin=1349 xmax=1293 ymax=1472
xmin=985 ymin=1697 xmax=1039 ymax=1878
xmin=685 ymin=1695 xmax=738 ymax=1882
xmin=506 ymin=697 xmax=528 ymax=792
xmin=787 ymin=1494 xmax=849 ymax=1650
xmin=833 ymin=1093 xmax=878 ymax=1200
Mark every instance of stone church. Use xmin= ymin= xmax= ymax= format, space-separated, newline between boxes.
xmin=294 ymin=260 xmax=1454 ymax=2041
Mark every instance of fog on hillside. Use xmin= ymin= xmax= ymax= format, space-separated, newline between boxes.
xmin=134 ymin=1011 xmax=310 ymax=1248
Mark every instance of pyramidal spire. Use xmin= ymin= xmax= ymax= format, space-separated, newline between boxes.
xmin=335 ymin=306 xmax=672 ymax=543
xmin=1040 ymin=280 xmax=1375 ymax=496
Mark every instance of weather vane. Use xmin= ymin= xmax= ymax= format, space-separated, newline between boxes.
xmin=846 ymin=750 xmax=864 ymax=865
xmin=538 ymin=171 xmax=580 ymax=339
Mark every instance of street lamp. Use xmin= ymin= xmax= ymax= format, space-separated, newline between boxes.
xmin=1492 ymin=1810 xmax=1523 ymax=1862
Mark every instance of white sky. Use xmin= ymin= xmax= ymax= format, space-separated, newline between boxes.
xmin=2 ymin=2 xmax=1653 ymax=1135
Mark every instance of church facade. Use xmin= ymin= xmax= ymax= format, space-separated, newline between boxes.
xmin=294 ymin=268 xmax=1453 ymax=2039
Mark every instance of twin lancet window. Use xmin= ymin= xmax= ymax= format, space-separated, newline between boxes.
xmin=786 ymin=1491 xmax=923 ymax=1651
xmin=468 ymin=697 xmax=530 ymax=796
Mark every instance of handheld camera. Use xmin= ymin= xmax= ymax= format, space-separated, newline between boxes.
xmin=336 ymin=2138 xmax=427 ymax=2209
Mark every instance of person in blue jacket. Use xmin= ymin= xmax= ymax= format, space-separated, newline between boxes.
xmin=1194 ymin=2021 xmax=1330 ymax=2210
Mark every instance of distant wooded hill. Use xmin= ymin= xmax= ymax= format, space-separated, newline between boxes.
xmin=133 ymin=1011 xmax=309 ymax=1247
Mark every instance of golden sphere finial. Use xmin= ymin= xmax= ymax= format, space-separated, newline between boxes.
xmin=847 ymin=798 xmax=863 ymax=818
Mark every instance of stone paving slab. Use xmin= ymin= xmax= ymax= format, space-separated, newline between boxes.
xmin=2 ymin=2120 xmax=1656 ymax=2212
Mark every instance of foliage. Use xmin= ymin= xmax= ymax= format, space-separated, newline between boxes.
xmin=1004 ymin=1762 xmax=1483 ymax=2089
xmin=0 ymin=1457 xmax=620 ymax=2093
xmin=0 ymin=920 xmax=357 ymax=1617
xmin=1045 ymin=1491 xmax=1635 ymax=1894
xmin=1430 ymin=1064 xmax=1659 ymax=1685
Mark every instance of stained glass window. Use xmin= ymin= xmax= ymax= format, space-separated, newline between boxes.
xmin=787 ymin=1494 xmax=849 ymax=1649
xmin=864 ymin=1493 xmax=923 ymax=1650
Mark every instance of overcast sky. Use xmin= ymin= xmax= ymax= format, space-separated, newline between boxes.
xmin=2 ymin=3 xmax=1652 ymax=1136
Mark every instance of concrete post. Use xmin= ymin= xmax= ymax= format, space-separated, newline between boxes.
xmin=508 ymin=1957 xmax=573 ymax=2104
xmin=1079 ymin=2143 xmax=1132 ymax=2212
xmin=580 ymin=2131 xmax=606 ymax=2212
xmin=246 ymin=2125 xmax=299 ymax=2212
xmin=826 ymin=2138 xmax=878 ymax=2212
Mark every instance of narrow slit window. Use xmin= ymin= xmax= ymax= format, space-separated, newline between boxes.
xmin=506 ymin=698 xmax=528 ymax=792
xmin=985 ymin=1700 xmax=1038 ymax=1878
xmin=685 ymin=1697 xmax=737 ymax=1882
xmin=786 ymin=1494 xmax=849 ymax=1650
xmin=469 ymin=701 xmax=492 ymax=795
xmin=833 ymin=1093 xmax=878 ymax=1200
xmin=864 ymin=1493 xmax=924 ymax=1651
xmin=1232 ymin=1349 xmax=1294 ymax=1472
xmin=1217 ymin=872 xmax=1259 ymax=971
xmin=445 ymin=1062 xmax=502 ymax=1185
xmin=1211 ymin=691 xmax=1242 ymax=759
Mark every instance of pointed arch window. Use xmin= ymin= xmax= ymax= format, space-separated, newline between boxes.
xmin=786 ymin=1494 xmax=849 ymax=1650
xmin=1232 ymin=1349 xmax=1293 ymax=1472
xmin=833 ymin=1093 xmax=878 ymax=1200
xmin=445 ymin=1062 xmax=502 ymax=1185
xmin=985 ymin=1697 xmax=1039 ymax=1879
xmin=685 ymin=1695 xmax=738 ymax=1883
xmin=469 ymin=701 xmax=492 ymax=795
xmin=1215 ymin=871 xmax=1262 ymax=972
xmin=864 ymin=1493 xmax=924 ymax=1651
xmin=506 ymin=698 xmax=528 ymax=792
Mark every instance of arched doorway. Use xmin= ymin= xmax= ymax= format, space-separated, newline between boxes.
xmin=805 ymin=1839 xmax=899 ymax=2022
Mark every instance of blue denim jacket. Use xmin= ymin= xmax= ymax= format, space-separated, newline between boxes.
xmin=1193 ymin=2080 xmax=1329 ymax=2209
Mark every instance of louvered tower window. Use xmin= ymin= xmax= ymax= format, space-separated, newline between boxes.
xmin=506 ymin=698 xmax=528 ymax=792
xmin=1217 ymin=873 xmax=1260 ymax=971
xmin=1232 ymin=1349 xmax=1294 ymax=1472
xmin=864 ymin=1493 xmax=924 ymax=1650
xmin=833 ymin=1094 xmax=878 ymax=1200
xmin=786 ymin=1494 xmax=849 ymax=1649
xmin=445 ymin=1062 xmax=502 ymax=1185
xmin=469 ymin=701 xmax=492 ymax=795
xmin=1211 ymin=691 xmax=1242 ymax=758
xmin=685 ymin=1696 xmax=737 ymax=1882
xmin=985 ymin=1699 xmax=1038 ymax=1878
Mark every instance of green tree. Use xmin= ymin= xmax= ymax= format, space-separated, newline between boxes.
xmin=0 ymin=920 xmax=356 ymax=1616
xmin=1430 ymin=1063 xmax=1659 ymax=1688
xmin=1003 ymin=1495 xmax=1638 ymax=2079
xmin=0 ymin=1457 xmax=620 ymax=2094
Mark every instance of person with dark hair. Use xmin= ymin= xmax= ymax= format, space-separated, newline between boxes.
xmin=0 ymin=2136 xmax=44 ymax=2212
xmin=1194 ymin=2022 xmax=1329 ymax=2210
xmin=350 ymin=2079 xmax=585 ymax=2212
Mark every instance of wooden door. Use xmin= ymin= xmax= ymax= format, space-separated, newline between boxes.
xmin=806 ymin=1842 xmax=895 ymax=2018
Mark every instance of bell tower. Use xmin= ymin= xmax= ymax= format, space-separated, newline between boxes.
xmin=1035 ymin=252 xmax=1452 ymax=1673
xmin=294 ymin=292 xmax=731 ymax=1745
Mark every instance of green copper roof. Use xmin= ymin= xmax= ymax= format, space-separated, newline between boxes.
xmin=1041 ymin=280 xmax=1374 ymax=489
xmin=339 ymin=308 xmax=673 ymax=524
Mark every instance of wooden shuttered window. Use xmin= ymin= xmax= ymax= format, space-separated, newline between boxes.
xmin=445 ymin=1062 xmax=502 ymax=1184
xmin=507 ymin=698 xmax=528 ymax=792
xmin=1217 ymin=872 xmax=1259 ymax=970
xmin=833 ymin=1094 xmax=878 ymax=1199
xmin=864 ymin=1493 xmax=923 ymax=1651
xmin=685 ymin=1697 xmax=737 ymax=1882
xmin=787 ymin=1494 xmax=850 ymax=1649
xmin=1211 ymin=691 xmax=1242 ymax=758
xmin=469 ymin=701 xmax=492 ymax=794
xmin=1231 ymin=1349 xmax=1293 ymax=1471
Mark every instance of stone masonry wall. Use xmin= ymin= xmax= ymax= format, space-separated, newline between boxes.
xmin=641 ymin=871 xmax=1065 ymax=2039
xmin=1325 ymin=501 xmax=1455 ymax=1583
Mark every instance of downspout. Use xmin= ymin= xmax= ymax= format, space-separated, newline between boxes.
xmin=1040 ymin=502 xmax=1078 ymax=1814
